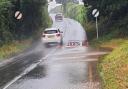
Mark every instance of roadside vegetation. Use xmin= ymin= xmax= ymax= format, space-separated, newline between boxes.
xmin=0 ymin=39 xmax=32 ymax=59
xmin=84 ymin=0 xmax=128 ymax=89
xmin=64 ymin=3 xmax=87 ymax=26
xmin=98 ymin=41 xmax=128 ymax=89
xmin=0 ymin=0 xmax=50 ymax=59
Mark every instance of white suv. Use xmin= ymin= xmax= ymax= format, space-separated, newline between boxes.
xmin=42 ymin=28 xmax=63 ymax=46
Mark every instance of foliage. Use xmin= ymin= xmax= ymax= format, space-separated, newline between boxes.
xmin=83 ymin=1 xmax=128 ymax=89
xmin=98 ymin=40 xmax=128 ymax=89
xmin=86 ymin=15 xmax=128 ymax=41
xmin=50 ymin=5 xmax=63 ymax=13
xmin=56 ymin=0 xmax=79 ymax=4
xmin=91 ymin=38 xmax=127 ymax=49
xmin=84 ymin=0 xmax=128 ymax=40
xmin=0 ymin=0 xmax=50 ymax=46
xmin=84 ymin=0 xmax=128 ymax=17
xmin=19 ymin=0 xmax=49 ymax=39
xmin=0 ymin=40 xmax=31 ymax=59
xmin=65 ymin=3 xmax=87 ymax=26
xmin=0 ymin=0 xmax=14 ymax=46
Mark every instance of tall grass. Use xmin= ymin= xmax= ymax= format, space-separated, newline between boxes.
xmin=98 ymin=40 xmax=128 ymax=89
xmin=0 ymin=40 xmax=31 ymax=60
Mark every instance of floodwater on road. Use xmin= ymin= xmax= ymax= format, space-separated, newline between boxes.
xmin=7 ymin=47 xmax=102 ymax=89
xmin=0 ymin=14 xmax=108 ymax=89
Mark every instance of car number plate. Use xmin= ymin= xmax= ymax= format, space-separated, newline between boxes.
xmin=48 ymin=35 xmax=54 ymax=38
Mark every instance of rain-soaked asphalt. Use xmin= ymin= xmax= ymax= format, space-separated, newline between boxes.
xmin=7 ymin=47 xmax=103 ymax=89
xmin=0 ymin=14 xmax=108 ymax=89
xmin=0 ymin=43 xmax=54 ymax=88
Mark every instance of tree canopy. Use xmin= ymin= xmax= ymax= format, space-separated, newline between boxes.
xmin=83 ymin=0 xmax=128 ymax=39
xmin=0 ymin=0 xmax=49 ymax=46
xmin=83 ymin=0 xmax=128 ymax=18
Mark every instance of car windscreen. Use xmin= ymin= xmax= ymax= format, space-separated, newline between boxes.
xmin=44 ymin=30 xmax=58 ymax=34
xmin=56 ymin=14 xmax=62 ymax=17
xmin=56 ymin=15 xmax=62 ymax=18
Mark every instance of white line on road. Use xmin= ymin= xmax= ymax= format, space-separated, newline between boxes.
xmin=2 ymin=48 xmax=58 ymax=89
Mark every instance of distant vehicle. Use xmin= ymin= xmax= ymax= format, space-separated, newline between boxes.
xmin=55 ymin=13 xmax=63 ymax=21
xmin=42 ymin=28 xmax=63 ymax=47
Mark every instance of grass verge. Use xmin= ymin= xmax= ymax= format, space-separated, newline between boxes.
xmin=0 ymin=39 xmax=32 ymax=60
xmin=90 ymin=38 xmax=127 ymax=50
xmin=91 ymin=38 xmax=128 ymax=89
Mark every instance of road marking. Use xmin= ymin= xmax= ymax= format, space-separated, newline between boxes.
xmin=2 ymin=48 xmax=58 ymax=89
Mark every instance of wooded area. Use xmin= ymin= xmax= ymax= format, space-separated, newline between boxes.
xmin=84 ymin=0 xmax=128 ymax=40
xmin=0 ymin=0 xmax=50 ymax=46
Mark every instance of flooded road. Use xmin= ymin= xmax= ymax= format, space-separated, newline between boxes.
xmin=0 ymin=43 xmax=55 ymax=88
xmin=7 ymin=47 xmax=102 ymax=89
xmin=0 ymin=14 xmax=108 ymax=89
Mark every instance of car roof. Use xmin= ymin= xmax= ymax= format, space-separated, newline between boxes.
xmin=45 ymin=28 xmax=58 ymax=31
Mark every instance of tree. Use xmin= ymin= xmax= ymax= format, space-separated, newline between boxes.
xmin=83 ymin=0 xmax=128 ymax=17
xmin=0 ymin=0 xmax=14 ymax=46
xmin=0 ymin=0 xmax=50 ymax=46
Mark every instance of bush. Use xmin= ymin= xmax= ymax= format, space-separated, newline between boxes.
xmin=0 ymin=0 xmax=14 ymax=46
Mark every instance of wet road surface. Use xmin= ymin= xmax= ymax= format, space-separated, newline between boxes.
xmin=0 ymin=14 xmax=108 ymax=89
xmin=0 ymin=42 xmax=56 ymax=88
xmin=7 ymin=47 xmax=102 ymax=89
